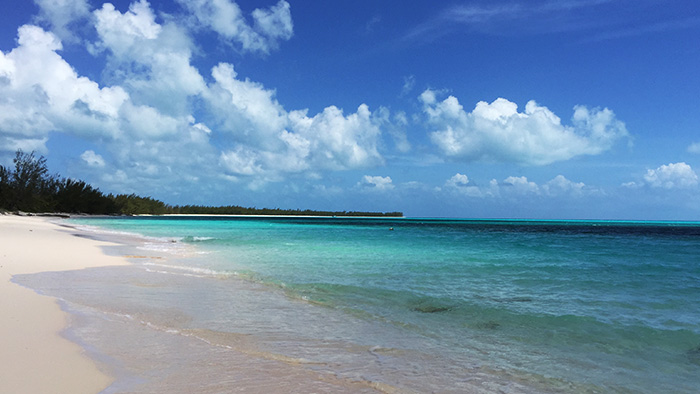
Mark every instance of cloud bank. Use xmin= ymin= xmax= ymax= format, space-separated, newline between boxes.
xmin=421 ymin=90 xmax=629 ymax=165
xmin=443 ymin=173 xmax=593 ymax=199
xmin=0 ymin=0 xmax=386 ymax=194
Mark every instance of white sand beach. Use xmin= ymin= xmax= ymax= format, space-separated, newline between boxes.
xmin=0 ymin=215 xmax=128 ymax=394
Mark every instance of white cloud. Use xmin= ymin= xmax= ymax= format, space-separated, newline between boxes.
xmin=443 ymin=173 xmax=488 ymax=197
xmin=377 ymin=108 xmax=411 ymax=153
xmin=643 ymin=162 xmax=698 ymax=189
xmin=443 ymin=173 xmax=592 ymax=199
xmin=93 ymin=0 xmax=162 ymax=56
xmin=0 ymin=20 xmax=218 ymax=190
xmin=34 ymin=0 xmax=90 ymax=43
xmin=207 ymin=62 xmax=288 ymax=142
xmin=219 ymin=147 xmax=264 ymax=177
xmin=421 ymin=90 xmax=629 ymax=165
xmin=503 ymin=176 xmax=540 ymax=194
xmin=207 ymin=62 xmax=385 ymax=177
xmin=80 ymin=150 xmax=105 ymax=167
xmin=176 ymin=0 xmax=293 ymax=54
xmin=289 ymin=104 xmax=384 ymax=171
xmin=406 ymin=1 xmax=635 ymax=43
xmin=93 ymin=1 xmax=205 ymax=116
xmin=688 ymin=142 xmax=700 ymax=154
xmin=543 ymin=175 xmax=586 ymax=196
xmin=252 ymin=0 xmax=294 ymax=41
xmin=0 ymin=24 xmax=128 ymax=154
xmin=0 ymin=136 xmax=48 ymax=156
xmin=121 ymin=103 xmax=180 ymax=138
xmin=401 ymin=75 xmax=416 ymax=96
xmin=0 ymin=2 xmax=394 ymax=196
xmin=446 ymin=173 xmax=469 ymax=187
xmin=358 ymin=175 xmax=394 ymax=191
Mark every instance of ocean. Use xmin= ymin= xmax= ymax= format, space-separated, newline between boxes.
xmin=15 ymin=216 xmax=700 ymax=393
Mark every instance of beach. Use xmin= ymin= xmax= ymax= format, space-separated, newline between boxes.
xmin=3 ymin=215 xmax=699 ymax=393
xmin=1 ymin=216 xmax=407 ymax=393
xmin=0 ymin=215 xmax=128 ymax=393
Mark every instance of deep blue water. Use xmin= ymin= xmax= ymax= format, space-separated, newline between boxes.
xmin=64 ymin=216 xmax=700 ymax=393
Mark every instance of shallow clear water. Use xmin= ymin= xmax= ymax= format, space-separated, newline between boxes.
xmin=21 ymin=217 xmax=700 ymax=392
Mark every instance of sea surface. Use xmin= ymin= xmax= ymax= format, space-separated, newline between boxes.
xmin=15 ymin=216 xmax=700 ymax=393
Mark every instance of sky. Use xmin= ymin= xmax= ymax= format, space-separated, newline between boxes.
xmin=1 ymin=0 xmax=699 ymax=219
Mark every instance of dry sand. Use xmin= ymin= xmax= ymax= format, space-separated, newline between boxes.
xmin=0 ymin=215 xmax=129 ymax=394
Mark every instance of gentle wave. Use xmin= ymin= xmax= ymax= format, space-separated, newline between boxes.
xmin=141 ymin=262 xmax=234 ymax=278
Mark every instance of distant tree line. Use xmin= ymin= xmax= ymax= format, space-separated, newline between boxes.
xmin=169 ymin=205 xmax=403 ymax=217
xmin=0 ymin=151 xmax=402 ymax=217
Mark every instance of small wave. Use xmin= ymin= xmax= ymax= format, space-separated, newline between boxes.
xmin=180 ymin=235 xmax=216 ymax=243
xmin=70 ymin=222 xmax=193 ymax=256
xmin=137 ymin=241 xmax=189 ymax=254
xmin=141 ymin=262 xmax=233 ymax=278
xmin=70 ymin=223 xmax=143 ymax=239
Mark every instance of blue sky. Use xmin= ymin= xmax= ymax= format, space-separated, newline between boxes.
xmin=1 ymin=0 xmax=699 ymax=219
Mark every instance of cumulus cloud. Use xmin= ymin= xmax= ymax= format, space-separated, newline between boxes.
xmin=34 ymin=0 xmax=91 ymax=43
xmin=358 ymin=175 xmax=394 ymax=191
xmin=443 ymin=173 xmax=489 ymax=197
xmin=288 ymin=104 xmax=384 ymax=171
xmin=643 ymin=162 xmax=698 ymax=189
xmin=176 ymin=0 xmax=293 ymax=53
xmin=81 ymin=150 xmax=106 ymax=167
xmin=207 ymin=61 xmax=385 ymax=180
xmin=421 ymin=90 xmax=629 ymax=165
xmin=93 ymin=0 xmax=162 ymax=55
xmin=446 ymin=173 xmax=469 ymax=187
xmin=121 ymin=102 xmax=180 ymax=138
xmin=543 ymin=175 xmax=586 ymax=196
xmin=0 ymin=14 xmax=216 ymax=191
xmin=0 ymin=24 xmax=128 ymax=154
xmin=444 ymin=173 xmax=591 ymax=198
xmin=207 ymin=62 xmax=288 ymax=144
xmin=0 ymin=2 xmax=267 ymax=195
xmin=503 ymin=176 xmax=540 ymax=194
xmin=93 ymin=1 xmax=205 ymax=115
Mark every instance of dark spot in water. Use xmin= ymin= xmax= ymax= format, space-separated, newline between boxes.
xmin=475 ymin=321 xmax=501 ymax=330
xmin=412 ymin=305 xmax=451 ymax=313
xmin=492 ymin=297 xmax=533 ymax=303
xmin=687 ymin=345 xmax=700 ymax=365
xmin=507 ymin=297 xmax=533 ymax=303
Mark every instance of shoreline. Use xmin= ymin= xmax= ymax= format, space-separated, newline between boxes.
xmin=10 ymin=215 xmax=695 ymax=392
xmin=10 ymin=216 xmax=402 ymax=393
xmin=0 ymin=215 xmax=129 ymax=393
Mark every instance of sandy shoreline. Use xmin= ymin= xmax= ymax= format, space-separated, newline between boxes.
xmin=0 ymin=215 xmax=129 ymax=394
xmin=3 ymin=215 xmax=398 ymax=393
xmin=0 ymin=215 xmax=571 ymax=393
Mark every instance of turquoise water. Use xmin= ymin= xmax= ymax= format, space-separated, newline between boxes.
xmin=64 ymin=216 xmax=700 ymax=392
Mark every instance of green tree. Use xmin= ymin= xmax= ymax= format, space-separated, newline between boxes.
xmin=55 ymin=179 xmax=118 ymax=214
xmin=0 ymin=164 xmax=12 ymax=210
xmin=8 ymin=151 xmax=59 ymax=211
